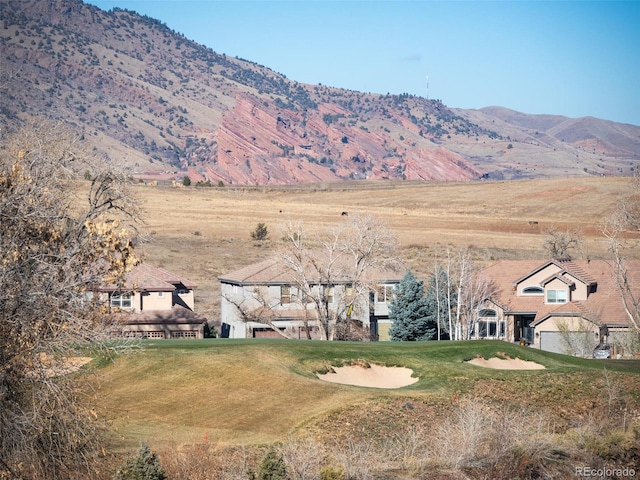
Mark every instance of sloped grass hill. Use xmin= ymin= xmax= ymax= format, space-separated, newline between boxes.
xmin=94 ymin=339 xmax=640 ymax=450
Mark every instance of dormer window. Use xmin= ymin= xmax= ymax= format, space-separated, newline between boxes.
xmin=522 ymin=286 xmax=544 ymax=295
xmin=546 ymin=289 xmax=567 ymax=304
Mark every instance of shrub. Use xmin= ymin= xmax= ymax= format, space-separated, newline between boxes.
xmin=114 ymin=444 xmax=166 ymax=480
xmin=257 ymin=448 xmax=289 ymax=480
xmin=320 ymin=465 xmax=345 ymax=480
xmin=251 ymin=223 xmax=268 ymax=241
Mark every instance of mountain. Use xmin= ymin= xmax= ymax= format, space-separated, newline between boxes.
xmin=1 ymin=0 xmax=638 ymax=185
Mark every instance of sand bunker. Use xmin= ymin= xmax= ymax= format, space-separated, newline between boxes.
xmin=316 ymin=364 xmax=419 ymax=389
xmin=466 ymin=357 xmax=545 ymax=370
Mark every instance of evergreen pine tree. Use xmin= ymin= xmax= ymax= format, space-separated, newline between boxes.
xmin=388 ymin=271 xmax=433 ymax=341
xmin=115 ymin=444 xmax=166 ymax=480
xmin=257 ymin=448 xmax=289 ymax=480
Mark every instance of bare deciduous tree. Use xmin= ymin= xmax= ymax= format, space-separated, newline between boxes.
xmin=543 ymin=228 xmax=583 ymax=259
xmin=459 ymin=268 xmax=498 ymax=340
xmin=278 ymin=214 xmax=398 ymax=341
xmin=557 ymin=319 xmax=598 ymax=357
xmin=222 ymin=284 xmax=300 ymax=339
xmin=603 ymin=179 xmax=640 ymax=335
xmin=434 ymin=247 xmax=495 ymax=340
xmin=0 ymin=121 xmax=140 ymax=479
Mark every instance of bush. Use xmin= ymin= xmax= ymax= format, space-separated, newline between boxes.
xmin=257 ymin=448 xmax=289 ymax=480
xmin=114 ymin=444 xmax=166 ymax=480
xmin=251 ymin=223 xmax=268 ymax=241
xmin=320 ymin=465 xmax=345 ymax=480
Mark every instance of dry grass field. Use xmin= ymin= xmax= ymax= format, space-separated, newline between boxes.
xmin=95 ymin=339 xmax=640 ymax=479
xmin=127 ymin=176 xmax=637 ymax=322
xmin=89 ymin=177 xmax=640 ymax=477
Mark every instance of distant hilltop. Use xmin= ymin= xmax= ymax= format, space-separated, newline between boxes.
xmin=1 ymin=0 xmax=639 ymax=185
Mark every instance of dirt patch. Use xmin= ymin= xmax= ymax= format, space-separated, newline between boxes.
xmin=39 ymin=355 xmax=93 ymax=377
xmin=316 ymin=364 xmax=419 ymax=389
xmin=466 ymin=356 xmax=545 ymax=370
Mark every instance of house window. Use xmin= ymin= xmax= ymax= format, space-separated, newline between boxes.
xmin=300 ymin=290 xmax=314 ymax=304
xmin=475 ymin=320 xmax=505 ymax=339
xmin=158 ymin=292 xmax=164 ymax=297
xmin=171 ymin=331 xmax=197 ymax=338
xmin=323 ymin=286 xmax=334 ymax=304
xmin=377 ymin=285 xmax=395 ymax=303
xmin=345 ymin=284 xmax=354 ymax=299
xmin=478 ymin=308 xmax=497 ymax=318
xmin=522 ymin=286 xmax=544 ymax=295
xmin=477 ymin=321 xmax=487 ymax=337
xmin=281 ymin=286 xmax=292 ymax=304
xmin=110 ymin=292 xmax=132 ymax=309
xmin=546 ymin=289 xmax=567 ymax=304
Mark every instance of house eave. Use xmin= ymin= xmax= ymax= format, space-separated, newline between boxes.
xmin=531 ymin=311 xmax=592 ymax=327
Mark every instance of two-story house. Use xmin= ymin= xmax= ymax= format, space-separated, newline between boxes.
xmin=95 ymin=264 xmax=207 ymax=339
xmin=218 ymin=258 xmax=402 ymax=340
xmin=479 ymin=258 xmax=638 ymax=355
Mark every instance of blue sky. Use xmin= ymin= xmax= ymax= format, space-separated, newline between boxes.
xmin=87 ymin=1 xmax=640 ymax=126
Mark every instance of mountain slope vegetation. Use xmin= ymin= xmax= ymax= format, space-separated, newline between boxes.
xmin=1 ymin=0 xmax=638 ymax=185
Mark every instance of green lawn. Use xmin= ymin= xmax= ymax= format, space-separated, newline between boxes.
xmin=93 ymin=339 xmax=640 ymax=450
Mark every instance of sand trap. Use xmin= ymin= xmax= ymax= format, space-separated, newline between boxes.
xmin=316 ymin=364 xmax=419 ymax=389
xmin=466 ymin=357 xmax=545 ymax=370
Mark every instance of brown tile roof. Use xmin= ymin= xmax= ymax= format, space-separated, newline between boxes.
xmin=555 ymin=258 xmax=597 ymax=285
xmin=512 ymin=258 xmax=595 ymax=286
xmin=483 ymin=258 xmax=640 ymax=328
xmin=117 ymin=305 xmax=207 ymax=326
xmin=97 ymin=264 xmax=197 ymax=292
xmin=219 ymin=257 xmax=403 ymax=286
xmin=540 ymin=271 xmax=575 ymax=287
xmin=218 ymin=258 xmax=293 ymax=285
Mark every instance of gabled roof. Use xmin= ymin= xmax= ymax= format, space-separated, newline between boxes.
xmin=540 ymin=272 xmax=575 ymax=288
xmin=218 ymin=257 xmax=403 ymax=286
xmin=531 ymin=302 xmax=588 ymax=327
xmin=483 ymin=258 xmax=640 ymax=328
xmin=98 ymin=264 xmax=197 ymax=292
xmin=513 ymin=258 xmax=596 ymax=288
xmin=556 ymin=258 xmax=597 ymax=285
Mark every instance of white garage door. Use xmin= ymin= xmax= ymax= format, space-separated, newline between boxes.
xmin=539 ymin=332 xmax=565 ymax=354
xmin=539 ymin=331 xmax=593 ymax=356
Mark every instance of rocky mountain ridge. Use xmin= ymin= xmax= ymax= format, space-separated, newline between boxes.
xmin=1 ymin=0 xmax=638 ymax=184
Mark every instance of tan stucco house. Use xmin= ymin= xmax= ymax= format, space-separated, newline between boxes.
xmin=480 ymin=258 xmax=639 ymax=356
xmin=95 ymin=264 xmax=207 ymax=339
xmin=218 ymin=258 xmax=402 ymax=340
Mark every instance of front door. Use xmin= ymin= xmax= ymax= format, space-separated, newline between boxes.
xmin=514 ymin=315 xmax=535 ymax=344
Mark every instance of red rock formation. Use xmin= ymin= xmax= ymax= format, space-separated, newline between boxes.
xmin=205 ymin=94 xmax=481 ymax=185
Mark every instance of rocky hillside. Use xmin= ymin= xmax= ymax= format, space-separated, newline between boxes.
xmin=1 ymin=0 xmax=638 ymax=184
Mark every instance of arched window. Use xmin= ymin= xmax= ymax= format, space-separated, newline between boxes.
xmin=478 ymin=308 xmax=497 ymax=318
xmin=522 ymin=286 xmax=544 ymax=295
